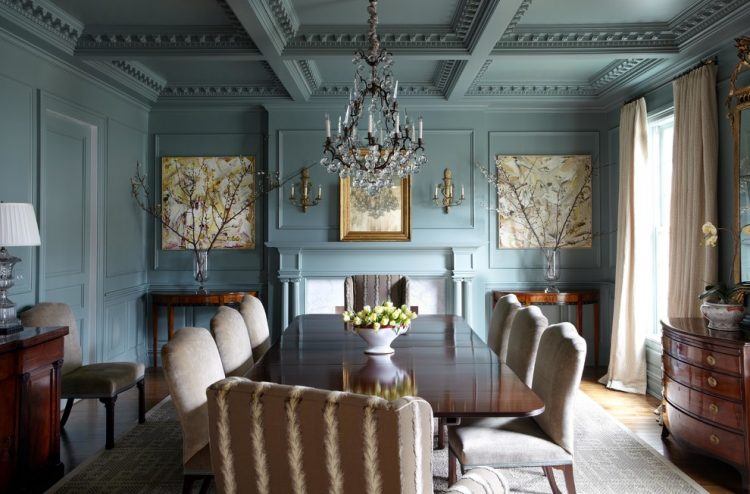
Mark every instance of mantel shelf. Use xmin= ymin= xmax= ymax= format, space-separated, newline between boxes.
xmin=265 ymin=241 xmax=484 ymax=251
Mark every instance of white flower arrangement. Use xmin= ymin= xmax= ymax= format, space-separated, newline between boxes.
xmin=342 ymin=300 xmax=417 ymax=331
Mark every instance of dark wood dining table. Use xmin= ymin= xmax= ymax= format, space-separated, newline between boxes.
xmin=248 ymin=314 xmax=545 ymax=421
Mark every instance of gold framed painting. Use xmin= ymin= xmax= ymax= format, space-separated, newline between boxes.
xmin=339 ymin=177 xmax=411 ymax=241
xmin=161 ymin=156 xmax=256 ymax=250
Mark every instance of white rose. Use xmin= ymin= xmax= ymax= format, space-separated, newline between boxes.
xmin=363 ymin=305 xmax=371 ymax=313
xmin=384 ymin=300 xmax=394 ymax=308
xmin=705 ymin=234 xmax=718 ymax=247
xmin=381 ymin=317 xmax=390 ymax=326
xmin=342 ymin=313 xmax=351 ymax=322
xmin=374 ymin=306 xmax=384 ymax=314
xmin=372 ymin=322 xmax=381 ymax=331
xmin=353 ymin=316 xmax=362 ymax=325
xmin=400 ymin=304 xmax=408 ymax=311
xmin=702 ymin=222 xmax=717 ymax=236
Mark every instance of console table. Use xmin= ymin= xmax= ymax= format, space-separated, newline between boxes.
xmin=150 ymin=291 xmax=258 ymax=368
xmin=0 ymin=326 xmax=68 ymax=492
xmin=493 ymin=289 xmax=601 ymax=366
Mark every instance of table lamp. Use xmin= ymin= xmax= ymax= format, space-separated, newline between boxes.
xmin=0 ymin=203 xmax=41 ymax=334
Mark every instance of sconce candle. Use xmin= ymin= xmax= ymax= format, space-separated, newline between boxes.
xmin=433 ymin=168 xmax=465 ymax=213
xmin=289 ymin=168 xmax=322 ymax=213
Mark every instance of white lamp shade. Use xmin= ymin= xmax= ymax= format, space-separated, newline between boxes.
xmin=0 ymin=203 xmax=41 ymax=247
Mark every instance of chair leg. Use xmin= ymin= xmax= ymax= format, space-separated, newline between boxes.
xmin=561 ymin=464 xmax=576 ymax=494
xmin=60 ymin=398 xmax=74 ymax=428
xmin=99 ymin=396 xmax=117 ymax=449
xmin=542 ymin=466 xmax=562 ymax=494
xmin=182 ymin=475 xmax=195 ymax=494
xmin=198 ymin=476 xmax=212 ymax=494
xmin=437 ymin=418 xmax=446 ymax=449
xmin=137 ymin=379 xmax=146 ymax=424
xmin=448 ymin=448 xmax=458 ymax=485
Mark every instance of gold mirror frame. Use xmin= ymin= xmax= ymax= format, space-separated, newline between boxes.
xmin=729 ymin=37 xmax=750 ymax=282
xmin=339 ymin=177 xmax=411 ymax=241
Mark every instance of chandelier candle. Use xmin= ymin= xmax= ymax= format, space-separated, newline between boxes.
xmin=321 ymin=0 xmax=428 ymax=194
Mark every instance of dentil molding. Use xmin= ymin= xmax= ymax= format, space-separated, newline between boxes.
xmin=0 ymin=0 xmax=83 ymax=54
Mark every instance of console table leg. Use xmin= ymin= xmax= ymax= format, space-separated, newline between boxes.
xmin=167 ymin=305 xmax=175 ymax=341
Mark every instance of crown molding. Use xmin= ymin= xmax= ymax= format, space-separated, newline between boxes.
xmin=85 ymin=60 xmax=166 ymax=102
xmin=160 ymin=84 xmax=288 ymax=99
xmin=501 ymin=0 xmax=533 ymax=36
xmin=468 ymin=59 xmax=493 ymax=90
xmin=267 ymin=0 xmax=299 ymax=41
xmin=215 ymin=0 xmax=245 ymax=32
xmin=434 ymin=60 xmax=461 ymax=93
xmin=75 ymin=25 xmax=260 ymax=57
xmin=313 ymin=82 xmax=444 ymax=98
xmin=295 ymin=60 xmax=321 ymax=92
xmin=0 ymin=0 xmax=83 ymax=55
xmin=467 ymin=82 xmax=596 ymax=97
xmin=590 ymin=58 xmax=645 ymax=91
xmin=495 ymin=23 xmax=677 ymax=53
xmin=670 ymin=0 xmax=747 ymax=44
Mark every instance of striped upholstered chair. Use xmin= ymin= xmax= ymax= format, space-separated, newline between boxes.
xmin=207 ymin=378 xmax=509 ymax=494
xmin=344 ymin=274 xmax=415 ymax=312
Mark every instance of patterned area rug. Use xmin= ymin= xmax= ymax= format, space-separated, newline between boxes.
xmin=48 ymin=391 xmax=706 ymax=493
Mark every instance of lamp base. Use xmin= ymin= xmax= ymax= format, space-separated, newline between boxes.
xmin=0 ymin=320 xmax=23 ymax=335
xmin=0 ymin=246 xmax=23 ymax=335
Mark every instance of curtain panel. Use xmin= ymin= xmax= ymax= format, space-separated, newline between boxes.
xmin=600 ymin=98 xmax=649 ymax=394
xmin=668 ymin=64 xmax=719 ymax=318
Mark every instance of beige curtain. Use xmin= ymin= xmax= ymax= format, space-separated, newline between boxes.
xmin=600 ymin=98 xmax=649 ymax=394
xmin=668 ymin=64 xmax=718 ymax=318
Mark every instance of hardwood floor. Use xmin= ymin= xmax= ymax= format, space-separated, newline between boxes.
xmin=59 ymin=367 xmax=742 ymax=493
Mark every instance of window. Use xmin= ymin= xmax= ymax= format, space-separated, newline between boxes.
xmin=638 ymin=111 xmax=674 ymax=337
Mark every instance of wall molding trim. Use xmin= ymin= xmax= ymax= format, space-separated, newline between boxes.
xmin=0 ymin=0 xmax=83 ymax=54
xmin=86 ymin=60 xmax=166 ymax=102
xmin=160 ymin=83 xmax=288 ymax=98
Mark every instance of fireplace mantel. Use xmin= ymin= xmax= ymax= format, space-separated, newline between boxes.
xmin=266 ymin=242 xmax=483 ymax=329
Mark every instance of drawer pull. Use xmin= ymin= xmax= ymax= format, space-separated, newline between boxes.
xmin=709 ymin=403 xmax=719 ymax=414
xmin=707 ymin=376 xmax=718 ymax=387
xmin=710 ymin=434 xmax=720 ymax=445
xmin=706 ymin=355 xmax=716 ymax=366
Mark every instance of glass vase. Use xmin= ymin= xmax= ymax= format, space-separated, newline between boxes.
xmin=193 ymin=249 xmax=209 ymax=292
xmin=543 ymin=248 xmax=560 ymax=293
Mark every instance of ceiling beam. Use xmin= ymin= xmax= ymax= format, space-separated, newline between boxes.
xmin=225 ymin=0 xmax=311 ymax=101
xmin=446 ymin=0 xmax=527 ymax=101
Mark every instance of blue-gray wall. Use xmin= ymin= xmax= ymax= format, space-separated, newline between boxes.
xmin=0 ymin=30 xmax=149 ymax=364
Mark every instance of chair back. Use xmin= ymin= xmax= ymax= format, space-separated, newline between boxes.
xmin=238 ymin=295 xmax=270 ymax=359
xmin=531 ymin=323 xmax=586 ymax=454
xmin=345 ymin=274 xmax=410 ymax=312
xmin=162 ymin=327 xmax=225 ymax=465
xmin=211 ymin=306 xmax=254 ymax=377
xmin=207 ymin=378 xmax=434 ymax=494
xmin=21 ymin=302 xmax=82 ymax=376
xmin=487 ymin=294 xmax=522 ymax=362
xmin=505 ymin=306 xmax=548 ymax=386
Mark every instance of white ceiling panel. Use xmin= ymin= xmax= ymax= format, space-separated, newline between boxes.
xmin=292 ymin=0 xmax=458 ymax=26
xmin=314 ymin=58 xmax=439 ymax=84
xmin=54 ymin=0 xmax=231 ymax=26
xmin=482 ymin=55 xmax=617 ymax=83
xmin=519 ymin=0 xmax=698 ymax=25
xmin=142 ymin=60 xmax=275 ymax=85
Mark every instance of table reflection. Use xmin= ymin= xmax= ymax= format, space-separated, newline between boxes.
xmin=342 ymin=354 xmax=417 ymax=400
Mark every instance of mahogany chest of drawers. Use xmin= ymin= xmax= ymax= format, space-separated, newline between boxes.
xmin=0 ymin=326 xmax=68 ymax=492
xmin=661 ymin=318 xmax=750 ymax=490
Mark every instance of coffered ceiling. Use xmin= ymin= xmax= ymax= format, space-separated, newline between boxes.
xmin=3 ymin=0 xmax=750 ymax=108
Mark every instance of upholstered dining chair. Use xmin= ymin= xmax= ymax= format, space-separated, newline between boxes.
xmin=486 ymin=294 xmax=522 ymax=362
xmin=20 ymin=302 xmax=145 ymax=450
xmin=210 ymin=306 xmax=254 ymax=377
xmin=447 ymin=323 xmax=587 ymax=493
xmin=162 ymin=327 xmax=225 ymax=493
xmin=238 ymin=294 xmax=271 ymax=360
xmin=343 ymin=274 xmax=416 ymax=312
xmin=504 ymin=305 xmax=548 ymax=386
xmin=206 ymin=377 xmax=510 ymax=494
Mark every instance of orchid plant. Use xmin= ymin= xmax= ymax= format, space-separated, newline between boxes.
xmin=342 ymin=301 xmax=417 ymax=331
xmin=699 ymin=221 xmax=750 ymax=304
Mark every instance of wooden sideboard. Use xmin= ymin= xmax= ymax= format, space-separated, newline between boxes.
xmin=661 ymin=318 xmax=750 ymax=491
xmin=0 ymin=326 xmax=68 ymax=492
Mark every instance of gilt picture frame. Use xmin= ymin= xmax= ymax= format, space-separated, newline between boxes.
xmin=339 ymin=177 xmax=411 ymax=241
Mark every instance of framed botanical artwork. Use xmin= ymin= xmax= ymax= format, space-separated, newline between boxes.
xmin=339 ymin=177 xmax=411 ymax=241
xmin=161 ymin=156 xmax=256 ymax=250
xmin=496 ymin=154 xmax=592 ymax=249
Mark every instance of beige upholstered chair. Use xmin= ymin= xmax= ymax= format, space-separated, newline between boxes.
xmin=504 ymin=305 xmax=548 ymax=386
xmin=162 ymin=327 xmax=225 ymax=492
xmin=210 ymin=306 xmax=254 ymax=377
xmin=344 ymin=274 xmax=414 ymax=312
xmin=486 ymin=294 xmax=522 ymax=362
xmin=238 ymin=294 xmax=271 ymax=360
xmin=207 ymin=378 xmax=508 ymax=494
xmin=448 ymin=323 xmax=587 ymax=493
xmin=20 ymin=302 xmax=145 ymax=450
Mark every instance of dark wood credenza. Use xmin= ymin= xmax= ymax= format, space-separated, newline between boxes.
xmin=0 ymin=326 xmax=68 ymax=492
xmin=661 ymin=318 xmax=750 ymax=491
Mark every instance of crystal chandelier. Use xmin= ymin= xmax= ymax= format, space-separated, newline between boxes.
xmin=321 ymin=0 xmax=428 ymax=194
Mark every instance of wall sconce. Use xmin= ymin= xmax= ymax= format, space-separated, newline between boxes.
xmin=433 ymin=168 xmax=464 ymax=213
xmin=289 ymin=168 xmax=322 ymax=213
